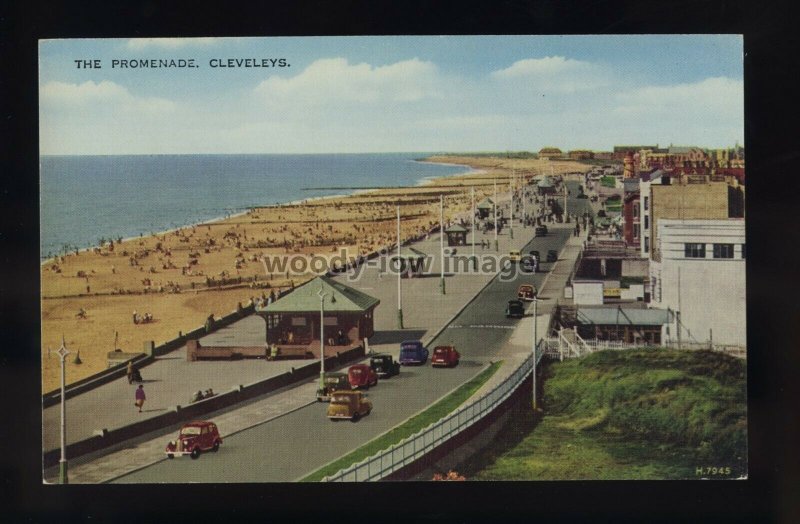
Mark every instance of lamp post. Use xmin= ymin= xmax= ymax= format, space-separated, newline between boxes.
xmin=471 ymin=187 xmax=477 ymax=270
xmin=396 ymin=205 xmax=403 ymax=329
xmin=531 ymin=297 xmax=539 ymax=411
xmin=440 ymin=194 xmax=446 ymax=294
xmin=318 ymin=287 xmax=327 ymax=389
xmin=522 ymin=172 xmax=526 ymax=228
xmin=509 ymin=170 xmax=514 ymax=239
xmin=57 ymin=337 xmax=70 ymax=484
xmin=493 ymin=179 xmax=498 ymax=251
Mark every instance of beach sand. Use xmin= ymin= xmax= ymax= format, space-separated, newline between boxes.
xmin=40 ymin=156 xmax=589 ymax=392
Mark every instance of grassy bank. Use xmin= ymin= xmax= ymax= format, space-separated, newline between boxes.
xmin=468 ymin=349 xmax=746 ymax=480
xmin=302 ymin=360 xmax=502 ymax=482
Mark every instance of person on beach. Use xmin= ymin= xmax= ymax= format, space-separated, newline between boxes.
xmin=135 ymin=384 xmax=146 ymax=413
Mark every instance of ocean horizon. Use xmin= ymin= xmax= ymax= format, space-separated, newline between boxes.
xmin=40 ymin=153 xmax=471 ymax=261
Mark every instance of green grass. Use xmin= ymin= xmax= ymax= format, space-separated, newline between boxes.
xmin=301 ymin=360 xmax=503 ymax=482
xmin=470 ymin=349 xmax=747 ymax=480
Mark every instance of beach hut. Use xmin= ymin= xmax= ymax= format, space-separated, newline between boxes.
xmin=444 ymin=224 xmax=468 ymax=246
xmin=476 ymin=198 xmax=494 ymax=219
xmin=391 ymin=247 xmax=427 ymax=278
xmin=256 ymin=276 xmax=380 ymax=355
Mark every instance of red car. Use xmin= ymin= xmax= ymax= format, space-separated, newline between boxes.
xmin=165 ymin=420 xmax=222 ymax=459
xmin=431 ymin=346 xmax=460 ymax=368
xmin=348 ymin=363 xmax=378 ymax=389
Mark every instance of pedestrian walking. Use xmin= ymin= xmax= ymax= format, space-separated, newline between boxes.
xmin=135 ymin=384 xmax=146 ymax=413
xmin=127 ymin=361 xmax=134 ymax=384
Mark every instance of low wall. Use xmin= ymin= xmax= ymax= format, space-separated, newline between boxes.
xmin=43 ymin=344 xmax=365 ymax=468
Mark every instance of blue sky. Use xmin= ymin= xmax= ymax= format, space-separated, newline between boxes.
xmin=39 ymin=35 xmax=743 ymax=154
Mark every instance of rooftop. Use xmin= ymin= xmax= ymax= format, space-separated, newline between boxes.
xmin=576 ymin=307 xmax=672 ymax=326
xmin=262 ymin=275 xmax=380 ymax=313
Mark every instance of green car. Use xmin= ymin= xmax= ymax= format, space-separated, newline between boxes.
xmin=370 ymin=353 xmax=401 ymax=378
xmin=316 ymin=372 xmax=350 ymax=402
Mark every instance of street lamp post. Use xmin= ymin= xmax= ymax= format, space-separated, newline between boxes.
xmin=471 ymin=187 xmax=476 ymax=270
xmin=531 ymin=297 xmax=539 ymax=411
xmin=57 ymin=337 xmax=70 ymax=484
xmin=396 ymin=205 xmax=403 ymax=329
xmin=510 ymin=171 xmax=514 ymax=239
xmin=440 ymin=194 xmax=446 ymax=294
xmin=493 ymin=179 xmax=498 ymax=251
xmin=318 ymin=288 xmax=327 ymax=389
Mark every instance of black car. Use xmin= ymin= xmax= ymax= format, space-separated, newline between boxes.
xmin=547 ymin=249 xmax=558 ymax=262
xmin=535 ymin=225 xmax=548 ymax=236
xmin=520 ymin=256 xmax=536 ymax=273
xmin=505 ymin=300 xmax=525 ymax=319
xmin=369 ymin=353 xmax=400 ymax=378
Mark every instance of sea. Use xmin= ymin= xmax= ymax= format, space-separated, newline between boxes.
xmin=40 ymin=153 xmax=471 ymax=261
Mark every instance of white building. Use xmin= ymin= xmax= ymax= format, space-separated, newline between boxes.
xmin=649 ymin=218 xmax=746 ymax=347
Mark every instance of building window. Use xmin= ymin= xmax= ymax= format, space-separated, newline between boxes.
xmin=644 ymin=196 xmax=649 ymax=210
xmin=644 ymin=216 xmax=649 ymax=229
xmin=713 ymin=243 xmax=734 ymax=259
xmin=644 ymin=237 xmax=649 ymax=252
xmin=633 ymin=224 xmax=640 ymax=238
xmin=685 ymin=243 xmax=706 ymax=258
xmin=633 ymin=205 xmax=639 ymax=218
xmin=742 ymin=244 xmax=746 ymax=259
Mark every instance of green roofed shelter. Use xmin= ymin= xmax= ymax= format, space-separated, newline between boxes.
xmin=537 ymin=176 xmax=556 ymax=195
xmin=476 ymin=197 xmax=494 ymax=218
xmin=256 ymin=276 xmax=380 ymax=351
xmin=444 ymin=223 xmax=468 ymax=246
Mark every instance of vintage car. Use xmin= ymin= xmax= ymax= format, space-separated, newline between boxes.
xmin=509 ymin=249 xmax=521 ymax=262
xmin=327 ymin=390 xmax=372 ymax=422
xmin=517 ymin=284 xmax=537 ymax=301
xmin=520 ymin=256 xmax=536 ymax=273
xmin=431 ymin=345 xmax=460 ymax=367
xmin=369 ymin=353 xmax=400 ymax=378
xmin=399 ymin=340 xmax=429 ymax=365
xmin=348 ymin=363 xmax=378 ymax=389
xmin=165 ymin=420 xmax=222 ymax=459
xmin=506 ymin=299 xmax=525 ymax=318
xmin=547 ymin=249 xmax=558 ymax=262
xmin=535 ymin=225 xmax=548 ymax=236
xmin=316 ymin=372 xmax=350 ymax=402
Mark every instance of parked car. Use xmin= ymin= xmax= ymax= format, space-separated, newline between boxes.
xmin=165 ymin=421 xmax=222 ymax=459
xmin=505 ymin=299 xmax=525 ymax=318
xmin=370 ymin=353 xmax=400 ymax=378
xmin=348 ymin=363 xmax=378 ymax=389
xmin=520 ymin=256 xmax=536 ymax=273
xmin=509 ymin=249 xmax=521 ymax=262
xmin=399 ymin=340 xmax=429 ymax=365
xmin=547 ymin=249 xmax=558 ymax=262
xmin=431 ymin=345 xmax=461 ymax=367
xmin=327 ymin=390 xmax=372 ymax=422
xmin=517 ymin=284 xmax=537 ymax=301
xmin=535 ymin=225 xmax=548 ymax=236
xmin=316 ymin=372 xmax=350 ymax=402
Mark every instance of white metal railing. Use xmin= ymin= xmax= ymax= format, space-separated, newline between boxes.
xmin=322 ymin=343 xmax=546 ymax=482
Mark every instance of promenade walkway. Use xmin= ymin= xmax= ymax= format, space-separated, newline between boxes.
xmin=44 ymin=195 xmax=553 ymax=483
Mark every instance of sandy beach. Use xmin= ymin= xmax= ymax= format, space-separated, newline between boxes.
xmin=41 ymin=155 xmax=589 ymax=392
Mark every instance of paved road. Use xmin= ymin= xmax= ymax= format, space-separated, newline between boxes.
xmin=114 ymin=227 xmax=572 ymax=482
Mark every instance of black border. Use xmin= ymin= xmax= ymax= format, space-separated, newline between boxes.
xmin=4 ymin=1 xmax=798 ymax=522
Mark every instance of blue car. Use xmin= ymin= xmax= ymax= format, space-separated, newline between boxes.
xmin=399 ymin=340 xmax=429 ymax=365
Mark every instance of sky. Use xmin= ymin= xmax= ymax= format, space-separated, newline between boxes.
xmin=39 ymin=35 xmax=743 ymax=155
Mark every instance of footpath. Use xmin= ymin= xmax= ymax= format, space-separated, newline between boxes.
xmin=44 ymin=195 xmax=549 ymax=483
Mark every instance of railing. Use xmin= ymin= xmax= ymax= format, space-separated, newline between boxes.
xmin=543 ymin=336 xmax=746 ymax=359
xmin=323 ymin=342 xmax=546 ymax=482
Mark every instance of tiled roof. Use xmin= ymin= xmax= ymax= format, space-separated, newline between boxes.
xmin=263 ymin=276 xmax=380 ymax=313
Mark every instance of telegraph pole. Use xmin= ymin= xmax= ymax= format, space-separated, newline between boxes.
xmin=318 ymin=287 xmax=327 ymax=388
xmin=510 ymin=170 xmax=514 ymax=239
xmin=493 ymin=179 xmax=498 ymax=251
xmin=531 ymin=297 xmax=539 ymax=411
xmin=471 ymin=186 xmax=477 ymax=270
xmin=57 ymin=336 xmax=70 ymax=484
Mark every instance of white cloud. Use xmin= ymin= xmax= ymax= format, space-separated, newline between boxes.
xmin=614 ymin=76 xmax=743 ymax=115
xmin=40 ymin=80 xmax=176 ymax=114
xmin=254 ymin=57 xmax=445 ymax=107
xmin=491 ymin=56 xmax=611 ymax=93
xmin=126 ymin=37 xmax=218 ymax=50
